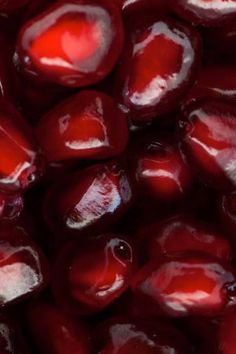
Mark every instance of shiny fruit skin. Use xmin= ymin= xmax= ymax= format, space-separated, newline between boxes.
xmin=145 ymin=214 xmax=232 ymax=261
xmin=115 ymin=16 xmax=201 ymax=122
xmin=0 ymin=224 xmax=49 ymax=306
xmin=16 ymin=0 xmax=124 ymax=87
xmin=130 ymin=134 xmax=193 ymax=201
xmin=36 ymin=90 xmax=129 ymax=163
xmin=132 ymin=255 xmax=236 ymax=317
xmin=179 ymin=99 xmax=236 ymax=190
xmin=44 ymin=161 xmax=134 ymax=237
xmin=52 ymin=234 xmax=136 ymax=315
xmin=0 ymin=100 xmax=44 ymax=193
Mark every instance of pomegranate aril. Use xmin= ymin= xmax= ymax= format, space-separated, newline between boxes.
xmin=36 ymin=90 xmax=129 ymax=163
xmin=144 ymin=214 xmax=232 ymax=261
xmin=28 ymin=302 xmax=92 ymax=354
xmin=44 ymin=161 xmax=134 ymax=237
xmin=132 ymin=255 xmax=236 ymax=317
xmin=97 ymin=318 xmax=191 ymax=354
xmin=0 ymin=224 xmax=49 ymax=306
xmin=52 ymin=234 xmax=136 ymax=315
xmin=115 ymin=16 xmax=200 ymax=121
xmin=0 ymin=100 xmax=44 ymax=193
xmin=16 ymin=0 xmax=124 ymax=87
xmin=179 ymin=98 xmax=236 ymax=190
xmin=170 ymin=0 xmax=236 ymax=27
xmin=130 ymin=133 xmax=193 ymax=201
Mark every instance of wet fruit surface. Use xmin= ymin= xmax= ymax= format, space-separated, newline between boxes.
xmin=179 ymin=99 xmax=236 ymax=190
xmin=2 ymin=1 xmax=236 ymax=353
xmin=16 ymin=0 xmax=124 ymax=87
xmin=53 ymin=234 xmax=136 ymax=314
xmin=44 ymin=161 xmax=134 ymax=237
xmin=0 ymin=225 xmax=49 ymax=306
xmin=130 ymin=134 xmax=193 ymax=201
xmin=147 ymin=214 xmax=232 ymax=260
xmin=0 ymin=101 xmax=43 ymax=193
xmin=132 ymin=255 xmax=236 ymax=317
xmin=115 ymin=17 xmax=200 ymax=121
xmin=36 ymin=90 xmax=128 ymax=162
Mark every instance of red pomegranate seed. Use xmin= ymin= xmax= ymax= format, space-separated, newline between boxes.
xmin=36 ymin=90 xmax=129 ymax=163
xmin=44 ymin=161 xmax=134 ymax=237
xmin=186 ymin=66 xmax=236 ymax=106
xmin=16 ymin=0 xmax=124 ymax=87
xmin=130 ymin=133 xmax=193 ymax=201
xmin=96 ymin=318 xmax=191 ymax=354
xmin=179 ymin=99 xmax=236 ymax=190
xmin=28 ymin=302 xmax=92 ymax=354
xmin=115 ymin=17 xmax=200 ymax=122
xmin=52 ymin=234 xmax=136 ymax=314
xmin=0 ymin=225 xmax=49 ymax=306
xmin=145 ymin=214 xmax=232 ymax=261
xmin=132 ymin=255 xmax=236 ymax=317
xmin=0 ymin=100 xmax=44 ymax=193
xmin=170 ymin=0 xmax=236 ymax=27
xmin=220 ymin=309 xmax=236 ymax=354
xmin=0 ymin=193 xmax=24 ymax=224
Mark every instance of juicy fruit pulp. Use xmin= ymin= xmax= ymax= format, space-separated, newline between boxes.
xmin=44 ymin=161 xmax=134 ymax=237
xmin=131 ymin=134 xmax=193 ymax=201
xmin=0 ymin=101 xmax=43 ymax=193
xmin=16 ymin=0 xmax=124 ymax=87
xmin=36 ymin=90 xmax=129 ymax=162
xmin=2 ymin=0 xmax=236 ymax=353
xmin=132 ymin=255 xmax=236 ymax=317
xmin=53 ymin=234 xmax=136 ymax=314
xmin=179 ymin=99 xmax=236 ymax=190
xmin=146 ymin=214 xmax=232 ymax=260
xmin=115 ymin=17 xmax=200 ymax=121
xmin=0 ymin=225 xmax=49 ymax=306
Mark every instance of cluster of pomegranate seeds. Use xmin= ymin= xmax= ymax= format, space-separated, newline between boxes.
xmin=2 ymin=0 xmax=236 ymax=353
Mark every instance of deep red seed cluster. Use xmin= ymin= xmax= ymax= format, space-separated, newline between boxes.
xmin=1 ymin=0 xmax=236 ymax=353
